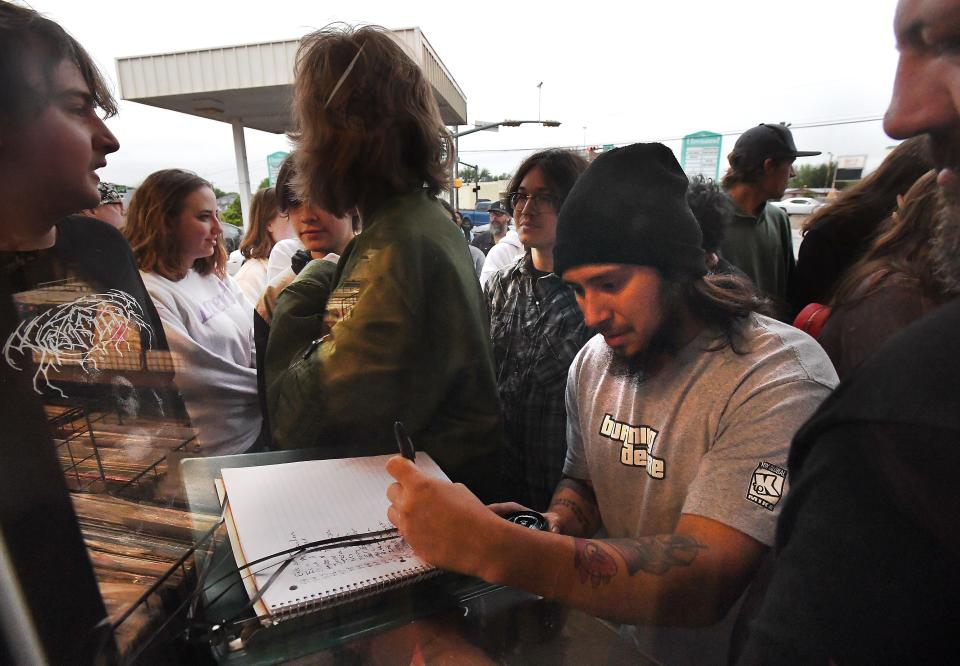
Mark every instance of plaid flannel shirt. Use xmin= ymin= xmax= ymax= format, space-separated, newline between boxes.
xmin=486 ymin=253 xmax=591 ymax=510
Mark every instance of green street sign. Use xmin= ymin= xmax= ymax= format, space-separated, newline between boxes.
xmin=680 ymin=131 xmax=723 ymax=180
xmin=267 ymin=151 xmax=289 ymax=186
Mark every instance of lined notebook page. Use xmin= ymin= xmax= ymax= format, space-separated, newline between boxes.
xmin=221 ymin=453 xmax=447 ymax=616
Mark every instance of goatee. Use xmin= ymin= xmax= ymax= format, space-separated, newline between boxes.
xmin=607 ymin=281 xmax=685 ymax=385
xmin=931 ymin=184 xmax=960 ymax=297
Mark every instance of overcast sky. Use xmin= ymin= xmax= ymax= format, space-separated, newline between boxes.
xmin=30 ymin=0 xmax=901 ymax=194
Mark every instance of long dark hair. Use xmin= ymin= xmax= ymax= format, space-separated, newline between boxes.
xmin=663 ymin=270 xmax=773 ymax=352
xmin=801 ymin=136 xmax=932 ymax=235
xmin=829 ymin=170 xmax=949 ymax=309
xmin=505 ymin=149 xmax=588 ymax=214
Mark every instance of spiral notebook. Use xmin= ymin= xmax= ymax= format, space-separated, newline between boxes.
xmin=217 ymin=453 xmax=447 ymax=621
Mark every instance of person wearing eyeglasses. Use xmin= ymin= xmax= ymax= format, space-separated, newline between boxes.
xmin=485 ymin=149 xmax=591 ymax=510
xmin=478 ymin=200 xmax=524 ymax=287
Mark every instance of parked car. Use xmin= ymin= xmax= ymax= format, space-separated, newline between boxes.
xmin=775 ymin=197 xmax=824 ymax=215
xmin=459 ymin=199 xmax=493 ymax=226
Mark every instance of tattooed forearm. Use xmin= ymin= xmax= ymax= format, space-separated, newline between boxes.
xmin=573 ymin=538 xmax=617 ymax=588
xmin=607 ymin=535 xmax=707 ymax=576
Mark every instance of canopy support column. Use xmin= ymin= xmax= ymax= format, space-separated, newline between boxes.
xmin=231 ymin=119 xmax=252 ymax=233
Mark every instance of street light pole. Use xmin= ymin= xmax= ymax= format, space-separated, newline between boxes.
xmin=448 ymin=119 xmax=562 ymax=206
xmin=458 ymin=158 xmax=479 ymax=206
xmin=537 ymin=82 xmax=543 ymax=121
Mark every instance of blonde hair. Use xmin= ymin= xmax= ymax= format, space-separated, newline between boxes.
xmin=125 ymin=169 xmax=226 ymax=280
xmin=291 ymin=24 xmax=452 ymax=217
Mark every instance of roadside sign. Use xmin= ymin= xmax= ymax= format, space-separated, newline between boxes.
xmin=267 ymin=151 xmax=289 ymax=186
xmin=681 ymin=131 xmax=723 ymax=180
xmin=835 ymin=154 xmax=867 ymax=181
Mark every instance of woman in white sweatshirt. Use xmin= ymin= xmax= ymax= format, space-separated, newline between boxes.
xmin=125 ymin=169 xmax=262 ymax=455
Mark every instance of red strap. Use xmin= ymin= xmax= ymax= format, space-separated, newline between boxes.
xmin=793 ymin=303 xmax=832 ymax=339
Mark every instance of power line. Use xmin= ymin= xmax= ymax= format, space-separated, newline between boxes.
xmin=457 ymin=114 xmax=885 ymax=154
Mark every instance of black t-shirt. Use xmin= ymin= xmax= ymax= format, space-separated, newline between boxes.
xmin=1 ymin=216 xmax=185 ymax=419
xmin=740 ymin=298 xmax=960 ymax=664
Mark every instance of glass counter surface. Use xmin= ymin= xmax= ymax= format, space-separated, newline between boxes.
xmin=179 ymin=449 xmax=649 ymax=665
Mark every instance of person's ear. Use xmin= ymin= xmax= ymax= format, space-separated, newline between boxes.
xmin=762 ymin=158 xmax=777 ymax=174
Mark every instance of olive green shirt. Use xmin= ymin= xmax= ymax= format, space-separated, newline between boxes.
xmin=720 ymin=201 xmax=797 ymax=321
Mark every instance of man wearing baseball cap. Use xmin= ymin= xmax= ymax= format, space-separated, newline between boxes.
xmin=78 ymin=181 xmax=125 ymax=229
xmin=721 ymin=123 xmax=821 ymax=319
xmin=470 ymin=199 xmax=511 ymax=255
xmin=479 ymin=199 xmax=524 ymax=287
xmin=386 ymin=143 xmax=836 ymax=664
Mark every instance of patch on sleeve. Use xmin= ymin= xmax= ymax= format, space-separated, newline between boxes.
xmin=746 ymin=461 xmax=787 ymax=511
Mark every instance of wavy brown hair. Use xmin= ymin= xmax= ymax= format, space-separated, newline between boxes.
xmin=125 ymin=169 xmax=227 ymax=281
xmin=829 ymin=170 xmax=949 ymax=309
xmin=239 ymin=187 xmax=280 ymax=260
xmin=290 ymin=24 xmax=453 ymax=217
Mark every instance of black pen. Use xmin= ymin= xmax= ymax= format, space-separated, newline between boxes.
xmin=393 ymin=421 xmax=416 ymax=463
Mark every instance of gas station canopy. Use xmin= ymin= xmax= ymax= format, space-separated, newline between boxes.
xmin=115 ymin=28 xmax=467 ymax=133
xmin=115 ymin=28 xmax=466 ymax=229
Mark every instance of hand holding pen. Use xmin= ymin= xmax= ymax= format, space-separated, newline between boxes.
xmin=393 ymin=420 xmax=416 ymax=463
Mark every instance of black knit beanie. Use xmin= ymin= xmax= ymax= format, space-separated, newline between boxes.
xmin=554 ymin=143 xmax=706 ymax=278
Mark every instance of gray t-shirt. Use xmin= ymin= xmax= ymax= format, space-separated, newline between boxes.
xmin=563 ymin=313 xmax=838 ymax=664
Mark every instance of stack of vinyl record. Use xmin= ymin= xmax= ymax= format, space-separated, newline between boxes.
xmin=71 ymin=493 xmax=218 ymax=653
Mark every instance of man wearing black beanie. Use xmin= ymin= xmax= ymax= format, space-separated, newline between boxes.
xmin=385 ymin=143 xmax=837 ymax=664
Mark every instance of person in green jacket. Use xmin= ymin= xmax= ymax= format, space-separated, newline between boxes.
xmin=266 ymin=24 xmax=506 ymax=502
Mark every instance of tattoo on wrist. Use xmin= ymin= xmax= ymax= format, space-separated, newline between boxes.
xmin=573 ymin=538 xmax=617 ymax=588
xmin=608 ymin=535 xmax=707 ymax=576
xmin=555 ymin=478 xmax=596 ymax=503
xmin=549 ymin=498 xmax=590 ymax=530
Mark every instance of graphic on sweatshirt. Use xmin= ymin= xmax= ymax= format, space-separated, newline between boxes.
xmin=599 ymin=413 xmax=665 ymax=479
xmin=4 ymin=286 xmax=152 ymax=397
xmin=198 ymin=280 xmax=240 ymax=324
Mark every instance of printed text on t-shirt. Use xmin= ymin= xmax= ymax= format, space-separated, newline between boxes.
xmin=599 ymin=413 xmax=665 ymax=479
